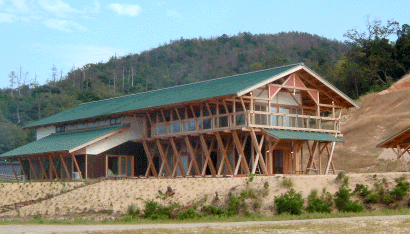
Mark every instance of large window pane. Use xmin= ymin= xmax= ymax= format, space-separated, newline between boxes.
xmin=155 ymin=124 xmax=167 ymax=135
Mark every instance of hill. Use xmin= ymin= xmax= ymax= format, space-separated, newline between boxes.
xmin=334 ymin=73 xmax=410 ymax=173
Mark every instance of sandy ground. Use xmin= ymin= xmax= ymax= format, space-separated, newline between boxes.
xmin=1 ymin=172 xmax=410 ymax=219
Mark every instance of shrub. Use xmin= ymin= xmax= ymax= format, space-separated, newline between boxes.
xmin=334 ymin=185 xmax=351 ymax=211
xmin=226 ymin=194 xmax=247 ymax=216
xmin=364 ymin=193 xmax=380 ymax=203
xmin=335 ymin=185 xmax=364 ymax=212
xmin=274 ymin=188 xmax=304 ymax=215
xmin=202 ymin=205 xmax=226 ymax=216
xmin=390 ymin=177 xmax=410 ymax=200
xmin=246 ymin=174 xmax=256 ymax=185
xmin=354 ymin=184 xmax=371 ymax=197
xmin=306 ymin=189 xmax=332 ymax=213
xmin=282 ymin=178 xmax=294 ymax=188
xmin=178 ymin=207 xmax=201 ymax=220
xmin=382 ymin=195 xmax=395 ymax=204
xmin=127 ymin=204 xmax=140 ymax=217
xmin=336 ymin=172 xmax=349 ymax=185
xmin=344 ymin=200 xmax=364 ymax=212
xmin=143 ymin=200 xmax=178 ymax=220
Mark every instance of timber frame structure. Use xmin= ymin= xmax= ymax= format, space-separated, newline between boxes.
xmin=377 ymin=126 xmax=410 ymax=171
xmin=0 ymin=63 xmax=359 ymax=180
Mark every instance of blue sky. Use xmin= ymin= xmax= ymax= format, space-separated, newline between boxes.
xmin=0 ymin=0 xmax=408 ymax=89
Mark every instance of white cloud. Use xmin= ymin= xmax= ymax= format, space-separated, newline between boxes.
xmin=108 ymin=3 xmax=141 ymax=17
xmin=39 ymin=0 xmax=80 ymax=17
xmin=42 ymin=19 xmax=86 ymax=32
xmin=11 ymin=0 xmax=30 ymax=14
xmin=90 ymin=0 xmax=100 ymax=13
xmin=0 ymin=12 xmax=18 ymax=23
xmin=167 ymin=9 xmax=181 ymax=18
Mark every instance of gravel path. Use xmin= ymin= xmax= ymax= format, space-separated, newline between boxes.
xmin=2 ymin=215 xmax=410 ymax=234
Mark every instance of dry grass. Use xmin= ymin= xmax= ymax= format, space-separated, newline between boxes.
xmin=334 ymin=82 xmax=410 ymax=173
xmin=0 ymin=181 xmax=85 ymax=207
xmin=60 ymin=218 xmax=410 ymax=234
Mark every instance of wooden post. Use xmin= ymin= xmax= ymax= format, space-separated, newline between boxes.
xmin=250 ymin=128 xmax=268 ymax=174
xmin=199 ymin=135 xmax=216 ymax=177
xmin=27 ymin=156 xmax=38 ymax=180
xmin=18 ymin=157 xmax=28 ymax=181
xmin=60 ymin=155 xmax=71 ymax=180
xmin=325 ymin=141 xmax=336 ymax=175
xmin=38 ymin=157 xmax=49 ymax=180
xmin=184 ymin=136 xmax=201 ymax=175
xmin=142 ymin=141 xmax=158 ymax=177
xmin=71 ymin=154 xmax=83 ymax=179
xmin=215 ymin=132 xmax=233 ymax=175
xmin=8 ymin=159 xmax=18 ymax=181
xmin=170 ymin=138 xmax=186 ymax=177
xmin=156 ymin=139 xmax=172 ymax=176
xmin=232 ymin=131 xmax=250 ymax=175
xmin=48 ymin=155 xmax=59 ymax=179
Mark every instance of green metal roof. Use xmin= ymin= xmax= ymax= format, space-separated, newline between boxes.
xmin=263 ymin=129 xmax=344 ymax=142
xmin=0 ymin=124 xmax=129 ymax=158
xmin=25 ymin=64 xmax=302 ymax=128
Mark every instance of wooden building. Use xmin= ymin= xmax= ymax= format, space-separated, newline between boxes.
xmin=377 ymin=126 xmax=410 ymax=171
xmin=0 ymin=63 xmax=359 ymax=180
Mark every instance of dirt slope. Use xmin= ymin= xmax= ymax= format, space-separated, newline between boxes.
xmin=1 ymin=172 xmax=410 ymax=220
xmin=334 ymin=73 xmax=410 ymax=173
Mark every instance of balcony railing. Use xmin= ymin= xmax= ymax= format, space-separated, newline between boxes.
xmin=151 ymin=110 xmax=340 ymax=137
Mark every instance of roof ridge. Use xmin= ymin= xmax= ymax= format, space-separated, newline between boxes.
xmin=79 ymin=63 xmax=304 ymax=106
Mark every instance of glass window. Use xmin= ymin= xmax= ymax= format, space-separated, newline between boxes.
xmin=87 ymin=122 xmax=98 ymax=128
xmin=77 ymin=123 xmax=86 ymax=130
xmin=110 ymin=118 xmax=121 ymax=125
xmin=280 ymin=108 xmax=290 ymax=127
xmin=155 ymin=124 xmax=167 ymax=135
xmin=170 ymin=122 xmax=181 ymax=133
xmin=271 ymin=107 xmax=278 ymax=126
xmin=99 ymin=120 xmax=110 ymax=126
xmin=56 ymin=126 xmax=65 ymax=133
xmin=199 ymin=118 xmax=212 ymax=130
xmin=184 ymin=120 xmax=196 ymax=132
xmin=66 ymin=125 xmax=76 ymax=131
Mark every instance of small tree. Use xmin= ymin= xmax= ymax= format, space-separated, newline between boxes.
xmin=274 ymin=189 xmax=304 ymax=215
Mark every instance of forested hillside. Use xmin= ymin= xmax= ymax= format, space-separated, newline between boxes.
xmin=1 ymin=21 xmax=409 ymax=158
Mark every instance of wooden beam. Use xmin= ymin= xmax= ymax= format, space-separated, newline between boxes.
xmin=184 ymin=136 xmax=201 ymax=175
xmin=305 ymin=141 xmax=318 ymax=173
xmin=250 ymin=128 xmax=268 ymax=174
xmin=170 ymin=138 xmax=186 ymax=177
xmin=27 ymin=156 xmax=38 ymax=180
xmin=8 ymin=159 xmax=18 ymax=181
xmin=18 ymin=157 xmax=28 ymax=181
xmin=325 ymin=141 xmax=336 ymax=175
xmin=38 ymin=157 xmax=49 ymax=180
xmin=232 ymin=131 xmax=250 ymax=175
xmin=199 ymin=135 xmax=216 ymax=177
xmin=60 ymin=154 xmax=71 ymax=180
xmin=48 ymin=155 xmax=59 ymax=179
xmin=71 ymin=154 xmax=83 ymax=179
xmin=156 ymin=139 xmax=172 ymax=176
xmin=215 ymin=132 xmax=234 ymax=175
xmin=142 ymin=140 xmax=158 ymax=177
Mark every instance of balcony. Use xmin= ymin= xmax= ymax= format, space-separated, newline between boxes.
xmin=150 ymin=109 xmax=340 ymax=138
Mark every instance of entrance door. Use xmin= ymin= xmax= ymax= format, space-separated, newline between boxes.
xmin=106 ymin=155 xmax=134 ymax=177
xmin=273 ymin=150 xmax=283 ymax=174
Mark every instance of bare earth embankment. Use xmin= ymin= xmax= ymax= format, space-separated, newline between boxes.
xmin=1 ymin=172 xmax=410 ymax=221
